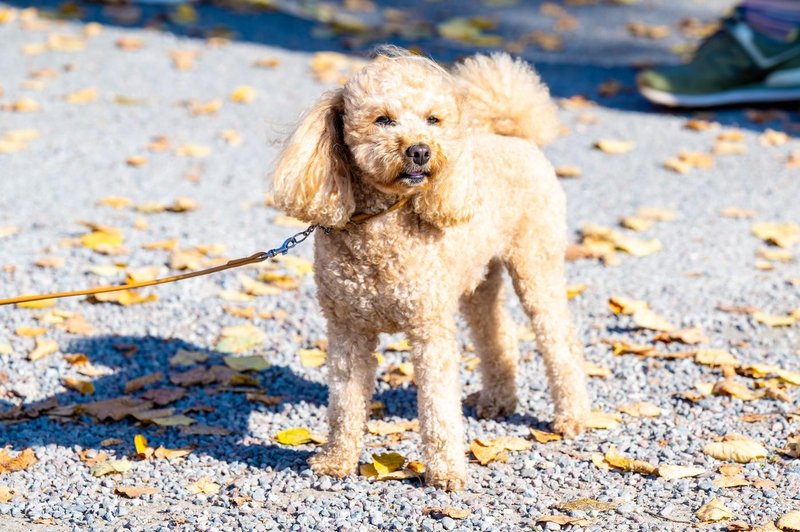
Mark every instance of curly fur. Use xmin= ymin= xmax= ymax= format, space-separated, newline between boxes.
xmin=272 ymin=50 xmax=590 ymax=491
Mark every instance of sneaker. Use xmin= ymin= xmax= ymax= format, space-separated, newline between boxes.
xmin=638 ymin=11 xmax=800 ymax=107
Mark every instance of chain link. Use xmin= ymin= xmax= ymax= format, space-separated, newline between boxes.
xmin=257 ymin=225 xmax=319 ymax=261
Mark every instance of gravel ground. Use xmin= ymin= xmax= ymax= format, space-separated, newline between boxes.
xmin=1 ymin=1 xmax=800 ymax=530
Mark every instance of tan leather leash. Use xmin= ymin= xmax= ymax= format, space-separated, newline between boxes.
xmin=0 ymin=196 xmax=410 ymax=307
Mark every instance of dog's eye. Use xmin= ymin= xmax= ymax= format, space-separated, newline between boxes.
xmin=427 ymin=115 xmax=440 ymax=125
xmin=374 ymin=115 xmax=395 ymax=126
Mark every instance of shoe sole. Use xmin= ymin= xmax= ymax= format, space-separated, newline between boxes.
xmin=639 ymin=85 xmax=800 ymax=107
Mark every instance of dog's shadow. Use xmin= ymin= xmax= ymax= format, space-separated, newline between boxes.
xmin=1 ymin=334 xmax=550 ymax=470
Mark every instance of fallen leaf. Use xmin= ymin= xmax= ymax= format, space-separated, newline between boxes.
xmin=153 ymin=446 xmax=192 ymax=461
xmin=214 ymin=323 xmax=266 ymax=353
xmin=423 ymin=506 xmax=471 ymax=519
xmin=633 ymin=308 xmax=675 ymax=331
xmin=90 ymin=290 xmax=157 ymax=306
xmin=753 ymin=311 xmax=796 ymax=327
xmin=627 ymin=21 xmax=670 ymax=39
xmin=230 ymin=85 xmax=257 ymax=103
xmin=721 ymin=207 xmax=758 ymax=219
xmin=65 ymin=87 xmax=97 ymax=104
xmin=695 ymin=349 xmax=739 ymax=367
xmin=654 ymin=327 xmax=708 ymax=345
xmin=608 ymin=296 xmax=649 ymax=315
xmin=0 ymin=447 xmax=37 ymax=473
xmin=585 ymin=411 xmax=622 ymax=430
xmin=0 ymin=486 xmax=16 ymax=503
xmin=555 ymin=166 xmax=581 ymax=178
xmin=777 ymin=511 xmax=800 ymax=531
xmin=603 ymin=446 xmax=657 ymax=475
xmin=151 ymin=415 xmax=195 ymax=427
xmin=187 ymin=477 xmax=220 ymax=495
xmin=553 ymin=498 xmax=619 ymax=512
xmin=299 ymin=348 xmax=326 ymax=368
xmin=274 ymin=427 xmax=326 ymax=446
xmin=585 ymin=361 xmax=611 ymax=377
xmin=90 ymin=459 xmax=132 ymax=477
xmin=696 ymin=497 xmax=735 ymax=522
xmin=618 ymin=402 xmax=662 ymax=417
xmin=222 ymin=355 xmax=269 ymax=372
xmin=657 ymin=464 xmax=706 ymax=480
xmin=713 ymin=379 xmax=760 ymax=401
xmin=115 ymin=486 xmax=158 ymax=498
xmin=470 ymin=436 xmax=532 ymax=465
xmin=63 ymin=377 xmax=95 ymax=395
xmin=712 ymin=475 xmax=751 ymax=488
xmin=169 ymin=349 xmax=208 ymax=367
xmin=124 ymin=371 xmax=163 ymax=393
xmin=437 ymin=16 xmax=502 ymax=47
xmin=529 ymin=429 xmax=562 ymax=443
xmin=134 ymin=434 xmax=150 ymax=458
xmin=175 ymin=144 xmax=210 ymax=158
xmin=29 ymin=338 xmax=58 ymax=361
xmin=703 ymin=439 xmax=767 ymax=463
xmin=752 ymin=222 xmax=800 ymax=248
xmin=594 ymin=139 xmax=635 ymax=154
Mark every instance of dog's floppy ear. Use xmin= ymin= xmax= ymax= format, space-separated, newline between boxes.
xmin=413 ymin=141 xmax=479 ymax=228
xmin=272 ymin=89 xmax=355 ymax=228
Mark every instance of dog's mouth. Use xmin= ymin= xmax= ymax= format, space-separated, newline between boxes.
xmin=397 ymin=171 xmax=429 ymax=186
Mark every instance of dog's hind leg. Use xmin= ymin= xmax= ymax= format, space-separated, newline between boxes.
xmin=504 ymin=235 xmax=590 ymax=438
xmin=460 ymin=258 xmax=519 ymax=419
xmin=308 ymin=323 xmax=378 ymax=477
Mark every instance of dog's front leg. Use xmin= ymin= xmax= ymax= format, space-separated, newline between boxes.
xmin=309 ymin=324 xmax=378 ymax=477
xmin=409 ymin=321 xmax=467 ymax=491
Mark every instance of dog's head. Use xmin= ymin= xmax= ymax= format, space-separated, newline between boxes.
xmin=272 ymin=50 xmax=477 ymax=229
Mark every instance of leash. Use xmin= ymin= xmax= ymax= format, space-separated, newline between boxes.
xmin=0 ymin=197 xmax=410 ymax=307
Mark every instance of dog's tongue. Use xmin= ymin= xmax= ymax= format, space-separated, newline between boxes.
xmin=406 ymin=172 xmax=424 ymax=178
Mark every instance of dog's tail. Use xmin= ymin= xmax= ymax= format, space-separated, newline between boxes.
xmin=454 ymin=53 xmax=559 ymax=146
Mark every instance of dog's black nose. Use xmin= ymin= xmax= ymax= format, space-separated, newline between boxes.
xmin=405 ymin=143 xmax=431 ymax=165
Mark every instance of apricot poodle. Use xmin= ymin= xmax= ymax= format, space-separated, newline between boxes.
xmin=272 ymin=48 xmax=590 ymax=491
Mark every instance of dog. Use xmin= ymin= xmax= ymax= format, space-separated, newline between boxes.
xmin=272 ymin=48 xmax=590 ymax=491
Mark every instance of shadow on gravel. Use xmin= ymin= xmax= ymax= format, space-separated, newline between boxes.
xmin=1 ymin=333 xmax=550 ymax=465
xmin=0 ymin=335 xmax=327 ymax=470
xmin=4 ymin=0 xmax=799 ymax=128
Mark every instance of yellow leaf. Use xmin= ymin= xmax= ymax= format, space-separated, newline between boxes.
xmin=632 ymin=308 xmax=674 ymax=331
xmin=584 ymin=361 xmax=610 ymax=378
xmin=752 ymin=222 xmax=800 ymax=248
xmin=153 ymin=446 xmax=192 ymax=460
xmin=91 ymin=290 xmax=157 ymax=306
xmin=222 ymin=355 xmax=269 ymax=372
xmin=299 ymin=348 xmax=326 ymax=368
xmin=175 ymin=144 xmax=210 ymax=158
xmin=134 ymin=434 xmax=150 ymax=457
xmin=657 ymin=464 xmax=706 ymax=480
xmin=372 ymin=452 xmax=405 ymax=475
xmin=29 ymin=338 xmax=58 ymax=360
xmin=712 ymin=379 xmax=760 ymax=401
xmin=594 ymin=139 xmax=635 ymax=154
xmin=585 ymin=411 xmax=621 ymax=430
xmin=274 ymin=427 xmax=326 ymax=446
xmin=753 ymin=311 xmax=796 ymax=327
xmin=115 ymin=486 xmax=158 ymax=498
xmin=777 ymin=511 xmax=800 ymax=531
xmin=385 ymin=339 xmax=412 ymax=352
xmin=437 ymin=17 xmax=502 ymax=46
xmin=65 ymin=87 xmax=98 ymax=104
xmin=529 ymin=429 xmax=562 ymax=443
xmin=81 ymin=229 xmax=123 ymax=251
xmin=15 ymin=326 xmax=45 ymax=337
xmin=608 ymin=296 xmax=649 ymax=315
xmin=214 ymin=323 xmax=266 ymax=353
xmin=712 ymin=475 xmax=751 ymax=488
xmin=566 ymin=283 xmax=587 ymax=299
xmin=230 ymin=85 xmax=257 ymax=104
xmin=0 ymin=485 xmax=15 ymax=503
xmin=603 ymin=446 xmax=657 ymax=475
xmin=0 ymin=447 xmax=38 ymax=473
xmin=187 ymin=477 xmax=220 ymax=495
xmin=366 ymin=419 xmax=418 ymax=436
xmin=90 ymin=459 xmax=132 ymax=477
xmin=694 ymin=349 xmax=738 ymax=367
xmin=703 ymin=440 xmax=767 ymax=463
xmin=470 ymin=439 xmax=500 ymax=465
xmin=240 ymin=275 xmax=281 ymax=296
xmin=63 ymin=377 xmax=95 ymax=395
xmin=696 ymin=497 xmax=735 ymax=522
xmin=618 ymin=402 xmax=661 ymax=417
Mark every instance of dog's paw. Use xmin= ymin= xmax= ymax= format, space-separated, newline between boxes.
xmin=426 ymin=471 xmax=467 ymax=492
xmin=552 ymin=414 xmax=586 ymax=439
xmin=475 ymin=391 xmax=517 ymax=419
xmin=308 ymin=448 xmax=357 ymax=477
